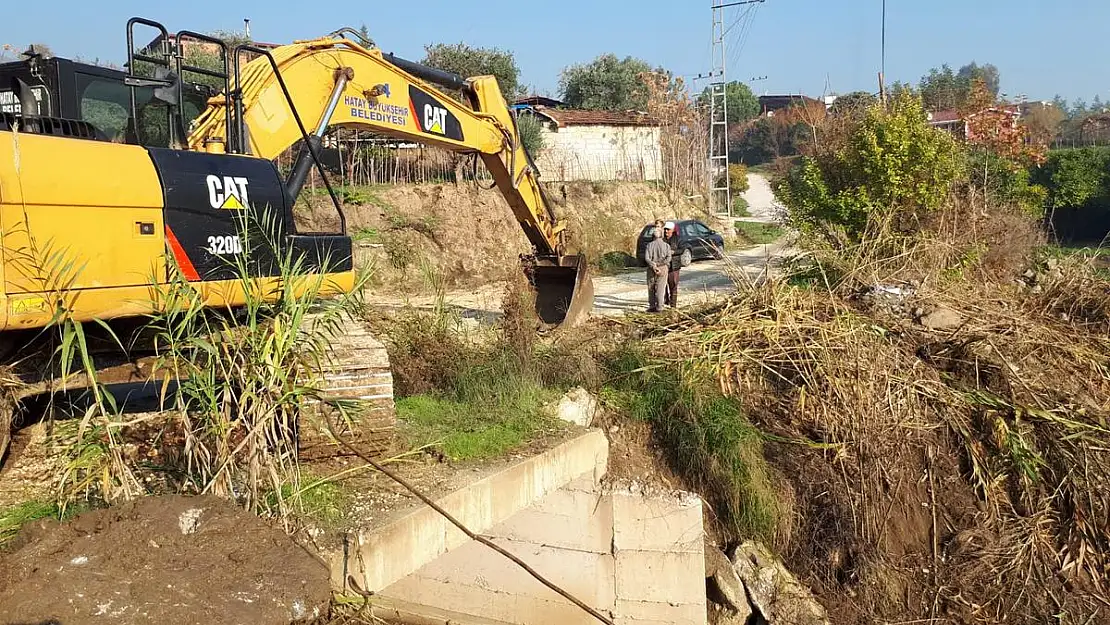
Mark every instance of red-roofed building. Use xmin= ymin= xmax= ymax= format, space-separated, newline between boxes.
xmin=517 ymin=104 xmax=664 ymax=182
xmin=928 ymin=105 xmax=1021 ymax=140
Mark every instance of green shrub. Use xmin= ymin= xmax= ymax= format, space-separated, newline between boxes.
xmin=716 ymin=163 xmax=750 ymax=194
xmin=597 ymin=251 xmax=635 ymax=274
xmin=775 ymin=91 xmax=965 ymax=242
xmin=516 ymin=112 xmax=546 ymax=155
xmin=735 ymin=221 xmax=785 ymax=245
xmin=732 ymin=195 xmax=751 ymax=217
xmin=968 ymin=149 xmax=1048 ymax=218
xmin=1035 ymin=147 xmax=1110 ymax=210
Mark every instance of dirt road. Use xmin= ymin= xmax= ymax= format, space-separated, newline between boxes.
xmin=592 ymin=173 xmax=788 ymax=315
xmin=590 ymin=240 xmax=788 ymax=315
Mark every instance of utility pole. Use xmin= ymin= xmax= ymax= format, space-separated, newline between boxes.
xmin=708 ymin=2 xmax=731 ymax=217
xmin=879 ymin=0 xmax=886 ymax=103
xmin=708 ymin=0 xmax=765 ymax=217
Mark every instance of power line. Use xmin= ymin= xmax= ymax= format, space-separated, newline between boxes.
xmin=727 ymin=5 xmax=760 ymax=73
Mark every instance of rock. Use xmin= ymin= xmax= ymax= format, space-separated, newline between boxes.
xmin=710 ymin=555 xmax=752 ymax=619
xmin=711 ymin=602 xmax=753 ymax=625
xmin=918 ymin=306 xmax=963 ymax=331
xmin=729 ymin=541 xmax=830 ymax=625
xmin=551 ymin=387 xmax=599 ymax=427
xmin=704 ymin=542 xmax=730 ymax=578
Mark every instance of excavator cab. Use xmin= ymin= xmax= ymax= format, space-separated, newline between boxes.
xmin=0 ymin=46 xmax=213 ymax=148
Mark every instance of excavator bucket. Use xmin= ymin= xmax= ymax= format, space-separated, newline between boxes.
xmin=529 ymin=254 xmax=595 ymax=328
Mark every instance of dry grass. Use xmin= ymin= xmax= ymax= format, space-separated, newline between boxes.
xmin=621 ymin=244 xmax=1110 ymax=623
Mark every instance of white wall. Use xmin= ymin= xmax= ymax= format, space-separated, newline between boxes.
xmin=535 ymin=124 xmax=663 ymax=182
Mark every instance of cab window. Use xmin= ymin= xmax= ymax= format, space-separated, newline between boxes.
xmin=76 ymin=73 xmax=130 ymax=141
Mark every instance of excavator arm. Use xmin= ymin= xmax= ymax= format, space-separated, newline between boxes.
xmin=186 ymin=37 xmax=593 ymax=325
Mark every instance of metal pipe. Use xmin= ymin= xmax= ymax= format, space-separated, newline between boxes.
xmin=285 ymin=68 xmax=353 ymax=205
xmin=382 ymin=53 xmax=470 ymax=93
xmin=315 ymin=69 xmax=351 ymax=135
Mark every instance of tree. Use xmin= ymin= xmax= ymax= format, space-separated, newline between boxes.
xmin=887 ymin=81 xmax=916 ymax=99
xmin=919 ymin=61 xmax=1002 ymax=111
xmin=919 ymin=64 xmax=962 ymax=111
xmin=356 ymin=24 xmax=373 ymax=44
xmin=959 ymin=78 xmax=995 ymax=116
xmin=829 ymin=91 xmax=878 ymax=116
xmin=956 ymin=62 xmax=1000 ymax=98
xmin=731 ymin=115 xmax=810 ymax=165
xmin=558 ymin=54 xmax=666 ymax=111
xmin=1022 ymin=103 xmax=1065 ymax=146
xmin=775 ymin=91 xmax=965 ymax=242
xmin=697 ymin=81 xmax=759 ymax=125
xmin=421 ymin=42 xmax=521 ymax=99
xmin=1 ymin=42 xmax=52 ymax=61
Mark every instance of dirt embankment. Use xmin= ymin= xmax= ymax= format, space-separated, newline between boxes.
xmin=297 ymin=181 xmax=710 ymax=291
xmin=0 ymin=494 xmax=331 ymax=625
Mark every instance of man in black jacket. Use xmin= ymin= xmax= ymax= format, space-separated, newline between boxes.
xmin=663 ymin=221 xmax=682 ymax=308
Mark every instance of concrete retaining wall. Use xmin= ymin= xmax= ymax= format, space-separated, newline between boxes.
xmin=327 ymin=429 xmax=609 ymax=592
xmin=380 ymin=479 xmax=707 ymax=625
xmin=329 ymin=429 xmax=708 ymax=625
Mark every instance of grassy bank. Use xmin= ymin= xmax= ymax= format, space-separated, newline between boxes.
xmin=734 ymin=221 xmax=785 ymax=246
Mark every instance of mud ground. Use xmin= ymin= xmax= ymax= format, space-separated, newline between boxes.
xmin=0 ymin=494 xmax=331 ymax=625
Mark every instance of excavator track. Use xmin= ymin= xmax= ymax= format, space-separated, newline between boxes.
xmin=298 ymin=316 xmax=397 ymax=459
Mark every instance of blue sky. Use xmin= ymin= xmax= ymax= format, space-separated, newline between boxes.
xmin=2 ymin=0 xmax=1106 ymax=103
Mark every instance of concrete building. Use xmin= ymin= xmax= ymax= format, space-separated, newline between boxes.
xmin=521 ymin=106 xmax=663 ymax=183
xmin=757 ymin=94 xmax=825 ymax=118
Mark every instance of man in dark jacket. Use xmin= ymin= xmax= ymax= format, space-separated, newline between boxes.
xmin=664 ymin=221 xmax=682 ymax=308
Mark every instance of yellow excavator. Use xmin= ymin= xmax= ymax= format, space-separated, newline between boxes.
xmin=0 ymin=18 xmax=594 ymax=462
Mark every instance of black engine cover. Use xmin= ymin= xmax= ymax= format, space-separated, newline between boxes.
xmin=145 ymin=148 xmax=352 ymax=282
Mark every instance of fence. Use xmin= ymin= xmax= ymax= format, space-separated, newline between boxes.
xmin=281 ymin=126 xmax=709 ymax=194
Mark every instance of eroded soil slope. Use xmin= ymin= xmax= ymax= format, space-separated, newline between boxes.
xmin=298 ymin=181 xmax=709 ymax=291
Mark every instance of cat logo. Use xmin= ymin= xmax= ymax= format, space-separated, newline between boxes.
xmin=206 ymin=175 xmax=250 ymax=210
xmin=424 ymin=104 xmax=448 ymax=135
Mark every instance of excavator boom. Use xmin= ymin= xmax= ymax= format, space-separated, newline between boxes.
xmin=187 ymin=36 xmax=593 ymax=326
